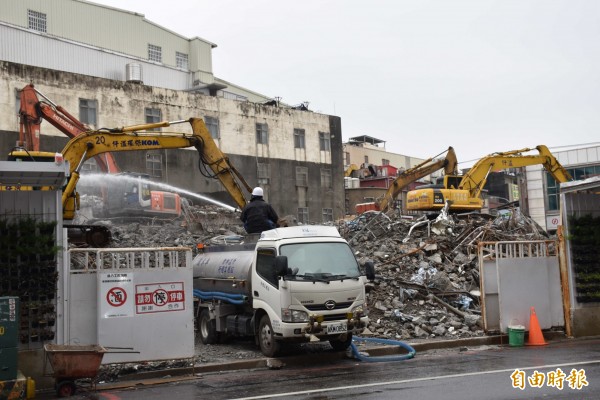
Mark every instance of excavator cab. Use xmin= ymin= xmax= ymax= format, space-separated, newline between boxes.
xmin=91 ymin=172 xmax=182 ymax=219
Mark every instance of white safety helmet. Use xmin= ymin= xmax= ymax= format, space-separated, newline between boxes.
xmin=252 ymin=187 xmax=264 ymax=197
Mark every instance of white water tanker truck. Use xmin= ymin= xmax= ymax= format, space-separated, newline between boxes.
xmin=193 ymin=225 xmax=372 ymax=357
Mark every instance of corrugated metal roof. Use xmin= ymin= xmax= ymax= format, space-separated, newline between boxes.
xmin=561 ymin=176 xmax=600 ymax=193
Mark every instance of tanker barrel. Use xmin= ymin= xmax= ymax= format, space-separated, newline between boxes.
xmin=193 ymin=249 xmax=254 ymax=296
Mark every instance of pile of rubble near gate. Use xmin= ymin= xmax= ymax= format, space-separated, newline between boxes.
xmin=339 ymin=208 xmax=551 ymax=341
xmin=95 ymin=203 xmax=551 ymax=342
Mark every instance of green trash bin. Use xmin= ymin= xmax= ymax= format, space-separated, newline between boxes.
xmin=507 ymin=324 xmax=525 ymax=347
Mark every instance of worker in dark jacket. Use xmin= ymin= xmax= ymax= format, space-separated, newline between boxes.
xmin=240 ymin=187 xmax=279 ymax=234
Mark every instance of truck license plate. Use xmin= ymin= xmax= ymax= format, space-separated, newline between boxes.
xmin=327 ymin=321 xmax=347 ymax=334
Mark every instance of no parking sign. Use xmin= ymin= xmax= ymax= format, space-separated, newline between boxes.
xmin=135 ymin=282 xmax=185 ymax=314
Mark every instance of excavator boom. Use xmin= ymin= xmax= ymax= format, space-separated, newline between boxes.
xmin=355 ymin=147 xmax=457 ymax=214
xmin=6 ymin=118 xmax=251 ymax=246
xmin=60 ymin=118 xmax=251 ymax=219
xmin=406 ymin=145 xmax=572 ymax=212
xmin=18 ymin=84 xmax=119 ymax=173
xmin=376 ymin=147 xmax=457 ymax=213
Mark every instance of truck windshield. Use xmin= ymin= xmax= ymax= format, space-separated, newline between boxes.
xmin=279 ymin=242 xmax=360 ymax=280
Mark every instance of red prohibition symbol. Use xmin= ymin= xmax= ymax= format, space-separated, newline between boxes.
xmin=107 ymin=287 xmax=127 ymax=307
xmin=152 ymin=288 xmax=168 ymax=306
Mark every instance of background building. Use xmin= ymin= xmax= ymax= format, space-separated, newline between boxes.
xmin=524 ymin=144 xmax=600 ymax=231
xmin=343 ymin=136 xmax=450 ymax=214
xmin=0 ymin=0 xmax=344 ymax=223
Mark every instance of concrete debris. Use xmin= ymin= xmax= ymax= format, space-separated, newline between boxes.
xmin=266 ymin=358 xmax=286 ymax=369
xmin=79 ymin=203 xmax=548 ymax=354
xmin=338 ymin=207 xmax=550 ymax=342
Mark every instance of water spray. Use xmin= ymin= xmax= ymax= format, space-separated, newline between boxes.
xmin=79 ymin=173 xmax=239 ymax=212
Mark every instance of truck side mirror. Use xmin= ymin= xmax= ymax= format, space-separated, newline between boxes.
xmin=364 ymin=261 xmax=375 ymax=281
xmin=275 ymin=255 xmax=288 ymax=277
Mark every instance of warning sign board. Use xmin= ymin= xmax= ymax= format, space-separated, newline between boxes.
xmin=100 ymin=273 xmax=134 ymax=318
xmin=135 ymin=282 xmax=185 ymax=314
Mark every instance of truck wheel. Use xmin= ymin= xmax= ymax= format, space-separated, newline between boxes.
xmin=258 ymin=315 xmax=280 ymax=357
xmin=56 ymin=380 xmax=77 ymax=397
xmin=329 ymin=333 xmax=353 ymax=352
xmin=199 ymin=309 xmax=217 ymax=344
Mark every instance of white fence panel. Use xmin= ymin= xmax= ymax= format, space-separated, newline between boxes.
xmin=479 ymin=241 xmax=564 ymax=333
xmin=66 ymin=247 xmax=194 ymax=364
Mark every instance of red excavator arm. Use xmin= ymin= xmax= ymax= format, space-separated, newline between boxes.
xmin=18 ymin=84 xmax=119 ymax=173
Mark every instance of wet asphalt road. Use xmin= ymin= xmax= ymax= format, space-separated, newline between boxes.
xmin=46 ymin=337 xmax=599 ymax=400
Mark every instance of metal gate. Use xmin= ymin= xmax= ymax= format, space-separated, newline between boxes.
xmin=478 ymin=240 xmax=564 ymax=333
xmin=62 ymin=247 xmax=194 ymax=364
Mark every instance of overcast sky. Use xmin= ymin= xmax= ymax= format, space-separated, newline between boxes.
xmin=92 ymin=0 xmax=600 ymax=167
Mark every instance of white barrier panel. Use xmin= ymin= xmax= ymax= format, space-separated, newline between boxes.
xmin=67 ymin=248 xmax=194 ymax=364
xmin=479 ymin=241 xmax=564 ymax=333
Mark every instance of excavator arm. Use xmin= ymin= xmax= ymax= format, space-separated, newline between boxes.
xmin=376 ymin=147 xmax=457 ymax=213
xmin=18 ymin=84 xmax=119 ymax=173
xmin=61 ymin=118 xmax=252 ymax=219
xmin=458 ymin=145 xmax=572 ymax=200
xmin=407 ymin=145 xmax=572 ymax=212
xmin=344 ymin=164 xmax=359 ymax=177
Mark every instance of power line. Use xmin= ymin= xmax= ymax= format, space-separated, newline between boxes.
xmin=458 ymin=142 xmax=600 ymax=166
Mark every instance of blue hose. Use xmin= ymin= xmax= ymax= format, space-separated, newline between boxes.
xmin=350 ymin=336 xmax=416 ymax=362
xmin=193 ymin=289 xmax=247 ymax=305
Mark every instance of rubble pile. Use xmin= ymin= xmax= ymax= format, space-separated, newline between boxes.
xmin=98 ymin=205 xmax=244 ymax=249
xmin=85 ymin=203 xmax=550 ymax=345
xmin=338 ymin=209 xmax=550 ymax=342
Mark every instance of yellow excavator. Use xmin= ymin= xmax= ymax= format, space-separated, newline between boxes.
xmin=6 ymin=118 xmax=252 ymax=245
xmin=355 ymin=147 xmax=458 ymax=213
xmin=406 ymin=145 xmax=572 ymax=212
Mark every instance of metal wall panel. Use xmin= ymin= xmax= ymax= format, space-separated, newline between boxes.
xmin=0 ymin=23 xmax=190 ymax=90
xmin=1 ymin=1 xmax=213 ymax=72
xmin=65 ymin=248 xmax=194 ymax=364
xmin=479 ymin=241 xmax=564 ymax=333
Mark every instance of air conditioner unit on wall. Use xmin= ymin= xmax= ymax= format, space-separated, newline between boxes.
xmin=126 ymin=63 xmax=143 ymax=84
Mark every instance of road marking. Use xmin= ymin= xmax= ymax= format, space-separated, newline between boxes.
xmin=231 ymin=359 xmax=600 ymax=399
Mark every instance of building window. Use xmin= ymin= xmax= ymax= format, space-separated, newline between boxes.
xmin=146 ymin=153 xmax=163 ymax=178
xmin=382 ymin=159 xmax=390 ymax=166
xmin=322 ymin=208 xmax=333 ymax=223
xmin=294 ymin=129 xmax=305 ymax=149
xmin=148 ymin=44 xmax=162 ymax=62
xmin=256 ymin=123 xmax=268 ymax=144
xmin=28 ymin=10 xmax=47 ymax=32
xmin=546 ymin=165 xmax=600 ymax=211
xmin=176 ymin=52 xmax=188 ymax=69
xmin=257 ymin=163 xmax=270 ymax=185
xmin=321 ymin=169 xmax=332 ymax=188
xmin=296 ymin=166 xmax=308 ymax=187
xmin=145 ymin=108 xmax=162 ymax=131
xmin=298 ymin=207 xmax=309 ymax=224
xmin=79 ymin=99 xmax=97 ymax=125
xmin=319 ymin=132 xmax=331 ymax=151
xmin=344 ymin=152 xmax=350 ymax=165
xmin=205 ymin=117 xmax=220 ymax=139
xmin=364 ymin=156 xmax=369 ymax=164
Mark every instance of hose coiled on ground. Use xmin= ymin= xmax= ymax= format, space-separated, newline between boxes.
xmin=350 ymin=336 xmax=416 ymax=362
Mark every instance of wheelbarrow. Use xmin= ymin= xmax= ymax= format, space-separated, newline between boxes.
xmin=43 ymin=344 xmax=107 ymax=397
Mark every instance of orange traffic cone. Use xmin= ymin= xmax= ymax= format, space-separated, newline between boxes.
xmin=527 ymin=307 xmax=547 ymax=346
